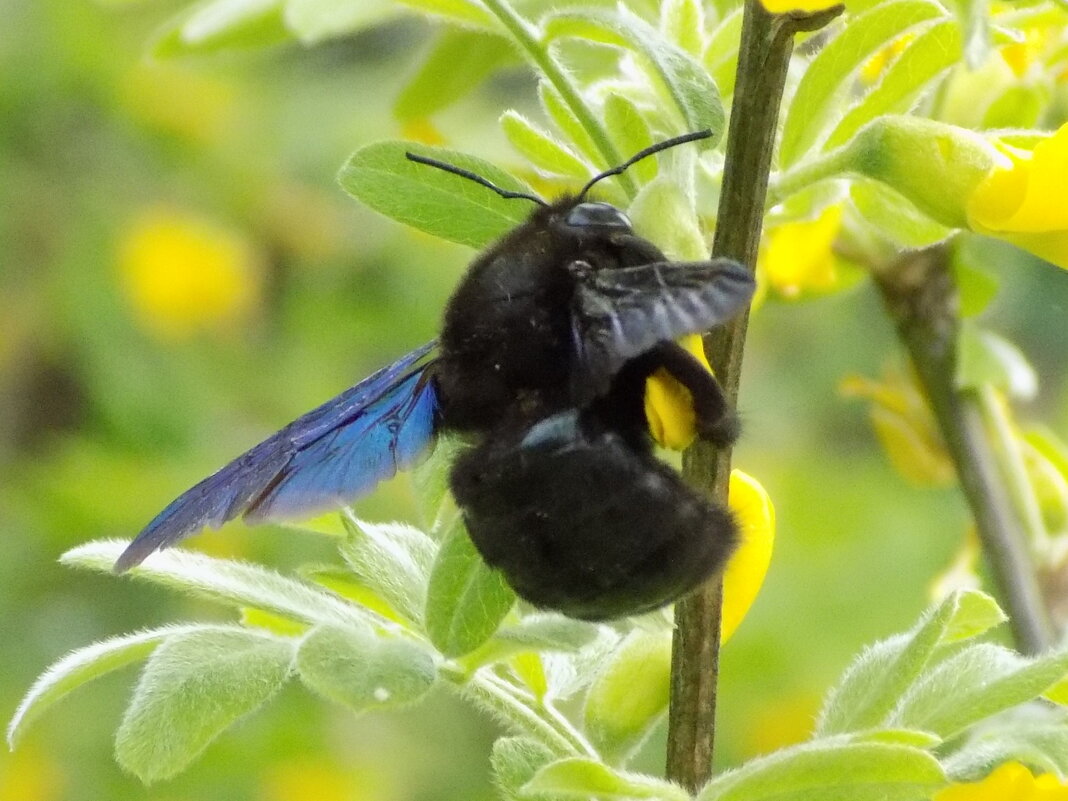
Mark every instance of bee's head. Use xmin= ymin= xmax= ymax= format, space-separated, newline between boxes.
xmin=564 ymin=201 xmax=631 ymax=232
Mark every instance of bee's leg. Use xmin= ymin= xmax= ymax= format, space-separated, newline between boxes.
xmin=644 ymin=341 xmax=739 ymax=448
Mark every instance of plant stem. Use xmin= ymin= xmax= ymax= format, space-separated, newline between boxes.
xmin=872 ymin=246 xmax=1053 ymax=655
xmin=478 ymin=0 xmax=634 ymax=195
xmin=767 ymin=145 xmax=852 ymax=206
xmin=667 ymin=1 xmax=842 ymax=791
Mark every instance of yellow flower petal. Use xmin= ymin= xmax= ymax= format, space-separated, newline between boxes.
xmin=644 ymin=334 xmax=711 ymax=450
xmin=760 ymin=0 xmax=840 ymax=12
xmin=760 ymin=205 xmax=843 ymax=299
xmin=118 ymin=208 xmax=262 ymax=341
xmin=722 ymin=469 xmax=775 ymax=642
xmin=935 ymin=762 xmax=1068 ymax=801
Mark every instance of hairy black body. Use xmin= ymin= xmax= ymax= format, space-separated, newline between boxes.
xmin=115 ymin=132 xmax=755 ymax=620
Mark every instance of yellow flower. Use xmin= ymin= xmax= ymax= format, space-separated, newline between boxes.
xmin=840 ymin=369 xmax=955 ymax=487
xmin=118 ymin=208 xmax=262 ymax=341
xmin=644 ymin=334 xmax=711 ymax=450
xmin=760 ymin=205 xmax=843 ymax=298
xmin=760 ymin=0 xmax=841 ymax=13
xmin=966 ymin=125 xmax=1068 ymax=270
xmin=722 ymin=469 xmax=775 ymax=642
xmin=860 ymin=34 xmax=915 ymax=85
xmin=935 ymin=762 xmax=1068 ymax=801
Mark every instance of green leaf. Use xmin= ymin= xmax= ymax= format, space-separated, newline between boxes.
xmin=603 ymin=94 xmax=657 ymax=184
xmin=494 ymin=614 xmax=599 ymax=652
xmin=7 ymin=625 xmax=201 ymax=748
xmin=390 ymin=0 xmax=491 ymax=27
xmin=411 ymin=435 xmax=462 ymax=531
xmin=890 ymin=644 xmax=1068 ymax=739
xmin=424 ymin=518 xmax=515 ymax=657
xmin=982 ymin=84 xmax=1049 ymax=130
xmin=953 ymin=248 xmax=1001 ymax=318
xmin=524 ymin=758 xmax=690 ymax=801
xmin=849 ymin=728 xmax=942 ymax=748
xmin=628 ymin=178 xmax=706 ymax=260
xmin=584 ymin=630 xmax=672 ymax=761
xmin=960 ymin=0 xmax=992 ymax=68
xmin=63 ymin=540 xmax=372 ymax=628
xmin=818 ymin=590 xmax=1004 ymax=736
xmin=338 ymin=141 xmax=536 ymax=249
xmin=395 ymin=29 xmax=516 ymax=121
xmin=296 ymin=624 xmax=437 ymax=713
xmin=151 ymin=0 xmax=290 ymax=58
xmin=703 ymin=7 xmax=743 ymax=98
xmin=697 ymin=739 xmax=945 ymax=801
xmin=824 ymin=20 xmax=962 ymax=152
xmin=779 ymin=0 xmax=946 ymax=167
xmin=944 ymin=720 xmax=1068 ymax=780
xmin=283 ymin=0 xmax=399 ymax=43
xmin=339 ymin=514 xmax=438 ymax=625
xmin=544 ymin=7 xmax=725 ymax=145
xmin=539 ymin=82 xmax=601 ymax=167
xmin=543 ymin=626 xmax=621 ymax=699
xmin=500 ymin=111 xmax=591 ymax=179
xmin=849 ymin=180 xmax=952 ymax=249
xmin=491 ymin=737 xmax=558 ymax=801
xmin=660 ymin=0 xmax=705 ymax=56
xmin=115 ymin=627 xmax=294 ymax=783
xmin=957 ymin=324 xmax=1039 ymax=399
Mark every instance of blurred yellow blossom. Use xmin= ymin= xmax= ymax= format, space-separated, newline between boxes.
xmin=841 ymin=368 xmax=955 ymax=487
xmin=722 ymin=469 xmax=776 ymax=642
xmin=118 ymin=64 xmax=236 ymax=145
xmin=935 ymin=762 xmax=1068 ymax=801
xmin=966 ymin=124 xmax=1068 ymax=270
xmin=118 ymin=207 xmax=262 ymax=341
xmin=860 ymin=34 xmax=914 ymax=85
xmin=760 ymin=0 xmax=841 ymax=13
xmin=0 ymin=744 xmax=65 ymax=801
xmin=760 ymin=205 xmax=843 ymax=298
xmin=645 ymin=334 xmax=711 ymax=450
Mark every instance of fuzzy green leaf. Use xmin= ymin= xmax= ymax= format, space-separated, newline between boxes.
xmin=152 ymin=0 xmax=290 ymax=58
xmin=543 ymin=626 xmax=622 ymax=699
xmin=391 ymin=0 xmax=491 ymax=26
xmin=584 ymin=629 xmax=672 ymax=761
xmin=943 ymin=720 xmax=1068 ymax=780
xmin=956 ymin=324 xmax=1038 ymax=399
xmin=283 ymin=0 xmax=399 ymax=43
xmin=494 ymin=614 xmax=599 ymax=652
xmin=849 ymin=180 xmax=952 ymax=249
xmin=779 ymin=0 xmax=946 ymax=167
xmin=339 ymin=514 xmax=438 ymax=625
xmin=628 ymin=178 xmax=706 ymax=260
xmin=544 ymin=8 xmax=725 ymax=145
xmin=395 ymin=29 xmax=516 ymax=121
xmin=7 ymin=625 xmax=201 ymax=748
xmin=703 ymin=7 xmax=742 ymax=98
xmin=115 ymin=627 xmax=294 ymax=783
xmin=660 ymin=0 xmax=705 ymax=56
xmin=424 ymin=519 xmax=515 ymax=657
xmin=890 ymin=644 xmax=1068 ymax=739
xmin=500 ymin=111 xmax=591 ymax=179
xmin=697 ymin=739 xmax=945 ymax=801
xmin=492 ymin=737 xmax=558 ymax=801
xmin=64 ymin=540 xmax=371 ymax=628
xmin=539 ymin=82 xmax=602 ymax=168
xmin=603 ymin=94 xmax=657 ymax=183
xmin=339 ymin=141 xmax=536 ymax=249
xmin=824 ymin=20 xmax=961 ymax=152
xmin=411 ymin=435 xmax=462 ymax=531
xmin=296 ymin=624 xmax=436 ymax=713
xmin=524 ymin=758 xmax=690 ymax=801
xmin=818 ymin=590 xmax=1004 ymax=736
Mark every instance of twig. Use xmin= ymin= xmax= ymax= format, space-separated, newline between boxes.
xmin=872 ymin=245 xmax=1053 ymax=655
xmin=666 ymin=1 xmax=843 ymax=791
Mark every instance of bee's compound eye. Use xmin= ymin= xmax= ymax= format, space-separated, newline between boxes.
xmin=566 ymin=202 xmax=631 ymax=231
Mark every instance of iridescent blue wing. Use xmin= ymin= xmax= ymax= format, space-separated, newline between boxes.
xmin=115 ymin=342 xmax=440 ymax=571
xmin=569 ymin=258 xmax=754 ymax=403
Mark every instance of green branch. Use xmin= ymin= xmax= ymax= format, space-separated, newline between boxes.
xmin=667 ymin=1 xmax=843 ymax=792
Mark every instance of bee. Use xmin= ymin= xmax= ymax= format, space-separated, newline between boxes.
xmin=115 ymin=131 xmax=755 ymax=620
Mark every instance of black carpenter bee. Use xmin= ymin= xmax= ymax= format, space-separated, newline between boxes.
xmin=115 ymin=131 xmax=755 ymax=620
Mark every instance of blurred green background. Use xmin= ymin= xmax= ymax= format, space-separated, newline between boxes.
xmin=2 ymin=1 xmax=1068 ymax=799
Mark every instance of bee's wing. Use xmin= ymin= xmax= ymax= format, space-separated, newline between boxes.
xmin=570 ymin=259 xmax=754 ymax=402
xmin=115 ymin=341 xmax=440 ymax=571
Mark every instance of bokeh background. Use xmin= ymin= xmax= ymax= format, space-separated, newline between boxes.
xmin=2 ymin=1 xmax=1068 ymax=798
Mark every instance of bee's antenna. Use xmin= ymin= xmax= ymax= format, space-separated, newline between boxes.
xmin=406 ymin=152 xmax=548 ymax=207
xmin=578 ymin=129 xmax=713 ymax=199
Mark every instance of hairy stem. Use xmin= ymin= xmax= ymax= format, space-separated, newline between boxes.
xmin=478 ymin=0 xmax=634 ymax=195
xmin=873 ymin=246 xmax=1053 ymax=655
xmin=667 ymin=1 xmax=843 ymax=791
